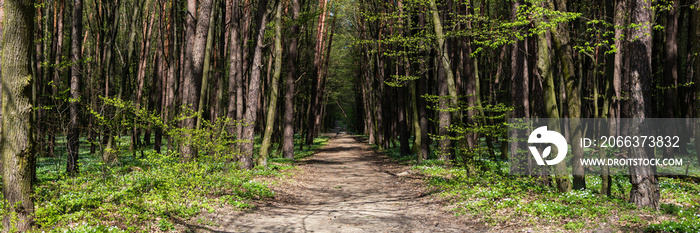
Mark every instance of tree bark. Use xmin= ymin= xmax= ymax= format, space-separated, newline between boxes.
xmin=49 ymin=0 xmax=65 ymax=158
xmin=165 ymin=0 xmax=179 ymax=152
xmin=536 ymin=27 xmax=569 ymax=192
xmin=693 ymin=0 xmax=700 ymax=168
xmin=306 ymin=0 xmax=329 ymax=145
xmin=283 ymin=0 xmax=300 ymax=160
xmin=67 ymin=0 xmax=83 ymax=175
xmin=226 ymin=0 xmax=241 ymax=143
xmin=547 ymin=0 xmax=583 ymax=190
xmin=1 ymin=0 xmax=36 ymax=229
xmin=197 ymin=0 xmax=218 ymax=130
xmin=625 ymin=0 xmax=660 ymax=210
xmin=663 ymin=0 xmax=679 ymax=159
xmin=429 ymin=0 xmax=458 ymax=163
xmin=259 ymin=1 xmax=283 ymax=165
xmin=240 ymin=0 xmax=271 ymax=169
xmin=180 ymin=0 xmax=214 ymax=160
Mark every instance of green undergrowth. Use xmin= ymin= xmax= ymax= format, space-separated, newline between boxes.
xmin=412 ymin=163 xmax=700 ymax=232
xmin=0 ymin=134 xmax=329 ymax=232
xmin=374 ymin=136 xmax=699 ymax=232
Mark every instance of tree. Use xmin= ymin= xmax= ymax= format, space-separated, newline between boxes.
xmin=536 ymin=24 xmax=569 ymax=192
xmin=67 ymin=0 xmax=83 ymax=174
xmin=545 ymin=0 xmax=583 ymax=190
xmin=625 ymin=0 xmax=660 ymax=210
xmin=283 ymin=0 xmax=301 ymax=160
xmin=180 ymin=0 xmax=214 ymax=160
xmin=429 ymin=0 xmax=458 ymax=163
xmin=307 ymin=0 xmax=330 ymax=145
xmin=1 ymin=0 xmax=36 ymax=229
xmin=259 ymin=1 xmax=283 ymax=165
xmin=240 ymin=0 xmax=271 ymax=169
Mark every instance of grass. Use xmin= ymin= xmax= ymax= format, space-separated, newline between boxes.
xmin=378 ymin=137 xmax=700 ymax=232
xmin=0 ymin=133 xmax=329 ymax=232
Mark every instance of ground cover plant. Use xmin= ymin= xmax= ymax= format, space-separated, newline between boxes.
xmin=0 ymin=133 xmax=328 ymax=232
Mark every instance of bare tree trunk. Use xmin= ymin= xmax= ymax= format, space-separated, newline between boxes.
xmin=536 ymin=25 xmax=568 ymax=191
xmin=197 ymin=0 xmax=218 ymax=130
xmin=283 ymin=0 xmax=300 ymax=160
xmin=180 ymin=0 xmax=214 ymax=160
xmin=49 ymin=0 xmax=65 ymax=158
xmin=133 ymin=10 xmax=155 ymax=152
xmin=663 ymin=0 xmax=680 ymax=159
xmin=165 ymin=0 xmax=179 ymax=152
xmin=1 ymin=0 xmax=36 ymax=229
xmin=240 ymin=0 xmax=271 ymax=169
xmin=306 ymin=0 xmax=329 ymax=145
xmin=546 ymin=0 xmax=583 ymax=190
xmin=259 ymin=1 xmax=283 ymax=165
xmin=226 ymin=0 xmax=241 ymax=142
xmin=67 ymin=0 xmax=83 ymax=175
xmin=429 ymin=0 xmax=458 ymax=163
xmin=693 ymin=0 xmax=700 ymax=168
xmin=626 ymin=0 xmax=659 ymax=210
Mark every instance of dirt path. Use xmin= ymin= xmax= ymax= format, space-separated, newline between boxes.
xmin=207 ymin=133 xmax=481 ymax=232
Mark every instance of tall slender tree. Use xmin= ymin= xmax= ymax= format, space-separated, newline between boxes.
xmin=259 ymin=1 xmax=283 ymax=165
xmin=283 ymin=0 xmax=301 ymax=160
xmin=180 ymin=0 xmax=214 ymax=160
xmin=240 ymin=0 xmax=271 ymax=169
xmin=67 ymin=0 xmax=83 ymax=174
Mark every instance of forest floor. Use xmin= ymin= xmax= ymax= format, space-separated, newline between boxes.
xmin=197 ymin=132 xmax=483 ymax=232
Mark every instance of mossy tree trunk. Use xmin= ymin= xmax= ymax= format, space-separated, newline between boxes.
xmin=536 ymin=26 xmax=570 ymax=192
xmin=259 ymin=1 xmax=284 ymax=165
xmin=429 ymin=0 xmax=458 ymax=163
xmin=1 ymin=0 xmax=36 ymax=230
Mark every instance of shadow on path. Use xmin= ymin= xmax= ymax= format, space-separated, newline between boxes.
xmin=200 ymin=134 xmax=484 ymax=233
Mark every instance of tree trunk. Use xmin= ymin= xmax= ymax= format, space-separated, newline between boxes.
xmin=546 ymin=0 xmax=583 ymax=190
xmin=537 ymin=27 xmax=570 ymax=192
xmin=197 ymin=0 xmax=218 ymax=130
xmin=180 ymin=0 xmax=214 ymax=160
xmin=67 ymin=0 xmax=83 ymax=175
xmin=306 ymin=0 xmax=329 ymax=145
xmin=226 ymin=0 xmax=241 ymax=144
xmin=283 ymin=0 xmax=300 ymax=160
xmin=1 ymin=0 xmax=36 ymax=229
xmin=693 ymin=0 xmax=700 ymax=168
xmin=663 ymin=0 xmax=679 ymax=159
xmin=429 ymin=0 xmax=458 ymax=163
xmin=626 ymin=0 xmax=660 ymax=210
xmin=49 ymin=0 xmax=65 ymax=158
xmin=133 ymin=10 xmax=155 ymax=152
xmin=240 ymin=0 xmax=271 ymax=169
xmin=165 ymin=0 xmax=179 ymax=152
xmin=259 ymin=1 xmax=283 ymax=165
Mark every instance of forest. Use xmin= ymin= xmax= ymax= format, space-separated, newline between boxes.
xmin=0 ymin=0 xmax=699 ymax=231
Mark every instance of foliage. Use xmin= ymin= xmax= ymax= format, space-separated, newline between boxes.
xmin=412 ymin=164 xmax=700 ymax=231
xmin=12 ymin=96 xmax=333 ymax=231
xmin=32 ymin=150 xmax=278 ymax=231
